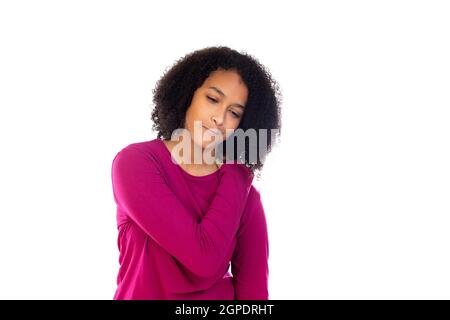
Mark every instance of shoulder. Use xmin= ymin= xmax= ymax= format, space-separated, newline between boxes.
xmin=113 ymin=138 xmax=163 ymax=162
xmin=111 ymin=138 xmax=165 ymax=173
xmin=117 ymin=138 xmax=162 ymax=156
xmin=248 ymin=185 xmax=262 ymax=205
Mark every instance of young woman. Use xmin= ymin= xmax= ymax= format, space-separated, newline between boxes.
xmin=111 ymin=46 xmax=282 ymax=300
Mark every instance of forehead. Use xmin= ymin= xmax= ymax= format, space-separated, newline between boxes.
xmin=202 ymin=69 xmax=248 ymax=98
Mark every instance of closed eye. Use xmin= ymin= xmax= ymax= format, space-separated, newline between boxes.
xmin=207 ymin=96 xmax=218 ymax=103
xmin=230 ymin=111 xmax=241 ymax=118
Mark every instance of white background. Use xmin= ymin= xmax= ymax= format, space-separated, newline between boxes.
xmin=0 ymin=0 xmax=449 ymax=299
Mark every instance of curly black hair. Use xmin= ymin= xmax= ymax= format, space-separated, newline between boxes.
xmin=150 ymin=46 xmax=282 ymax=175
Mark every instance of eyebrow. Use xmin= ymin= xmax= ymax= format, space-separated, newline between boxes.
xmin=208 ymin=86 xmax=245 ymax=109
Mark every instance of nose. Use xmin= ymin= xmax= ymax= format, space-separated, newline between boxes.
xmin=211 ymin=112 xmax=225 ymax=127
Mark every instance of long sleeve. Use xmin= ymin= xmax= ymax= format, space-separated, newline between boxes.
xmin=111 ymin=146 xmax=254 ymax=278
xmin=231 ymin=189 xmax=269 ymax=300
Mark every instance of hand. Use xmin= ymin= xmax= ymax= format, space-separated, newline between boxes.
xmin=219 ymin=162 xmax=254 ymax=188
xmin=215 ymin=158 xmax=224 ymax=169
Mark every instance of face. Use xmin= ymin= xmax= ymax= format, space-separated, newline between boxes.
xmin=182 ymin=68 xmax=248 ymax=151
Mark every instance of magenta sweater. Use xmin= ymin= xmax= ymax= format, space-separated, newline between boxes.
xmin=111 ymin=138 xmax=269 ymax=300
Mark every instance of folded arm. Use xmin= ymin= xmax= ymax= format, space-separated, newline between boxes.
xmin=111 ymin=146 xmax=254 ymax=277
